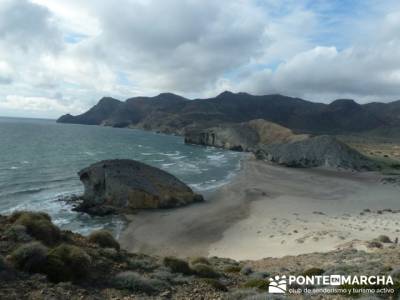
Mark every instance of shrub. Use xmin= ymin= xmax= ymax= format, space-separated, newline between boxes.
xmin=240 ymin=266 xmax=253 ymax=275
xmin=377 ymin=235 xmax=392 ymax=243
xmin=45 ymin=244 xmax=91 ymax=282
xmin=191 ymin=263 xmax=219 ymax=278
xmin=189 ymin=256 xmax=210 ymax=266
xmin=302 ymin=267 xmax=325 ymax=276
xmin=163 ymin=257 xmax=192 ymax=275
xmin=0 ymin=256 xmax=9 ymax=271
xmin=242 ymin=279 xmax=269 ymax=291
xmin=11 ymin=211 xmax=60 ymax=245
xmin=224 ymin=265 xmax=242 ymax=273
xmin=88 ymin=230 xmax=120 ymax=250
xmin=202 ymin=278 xmax=228 ymax=291
xmin=10 ymin=242 xmax=48 ymax=273
xmin=4 ymin=224 xmax=32 ymax=242
xmin=113 ymin=271 xmax=168 ymax=294
xmin=367 ymin=241 xmax=383 ymax=249
xmin=9 ymin=211 xmax=51 ymax=223
xmin=128 ymin=257 xmax=157 ymax=271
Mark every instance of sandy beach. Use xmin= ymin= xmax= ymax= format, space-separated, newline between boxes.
xmin=119 ymin=157 xmax=400 ymax=260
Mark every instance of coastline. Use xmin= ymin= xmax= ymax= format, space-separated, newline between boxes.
xmin=119 ymin=156 xmax=400 ymax=260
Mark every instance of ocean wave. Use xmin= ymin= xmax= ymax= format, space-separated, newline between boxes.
xmin=0 ymin=187 xmax=46 ymax=197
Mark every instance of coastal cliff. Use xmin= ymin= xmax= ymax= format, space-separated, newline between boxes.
xmin=184 ymin=119 xmax=309 ymax=151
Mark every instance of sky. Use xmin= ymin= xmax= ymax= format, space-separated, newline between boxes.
xmin=1 ymin=0 xmax=400 ymax=118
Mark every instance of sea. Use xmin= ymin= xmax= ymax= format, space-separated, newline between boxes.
xmin=0 ymin=117 xmax=243 ymax=236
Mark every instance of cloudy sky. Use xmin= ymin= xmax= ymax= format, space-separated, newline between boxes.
xmin=1 ymin=0 xmax=400 ymax=118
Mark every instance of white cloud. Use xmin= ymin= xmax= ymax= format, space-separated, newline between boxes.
xmin=1 ymin=0 xmax=400 ymax=118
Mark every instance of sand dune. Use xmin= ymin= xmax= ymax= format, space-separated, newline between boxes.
xmin=119 ymin=157 xmax=400 ymax=259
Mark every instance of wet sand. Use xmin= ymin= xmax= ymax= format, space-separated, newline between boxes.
xmin=119 ymin=157 xmax=400 ymax=259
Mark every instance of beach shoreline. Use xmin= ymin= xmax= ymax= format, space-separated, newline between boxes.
xmin=119 ymin=156 xmax=400 ymax=260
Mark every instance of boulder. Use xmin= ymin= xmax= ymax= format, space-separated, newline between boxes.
xmin=76 ymin=159 xmax=203 ymax=215
xmin=256 ymin=135 xmax=378 ymax=171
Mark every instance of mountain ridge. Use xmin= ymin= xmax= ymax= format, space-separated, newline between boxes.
xmin=57 ymin=91 xmax=400 ymax=136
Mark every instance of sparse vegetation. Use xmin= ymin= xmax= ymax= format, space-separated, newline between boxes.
xmin=224 ymin=265 xmax=242 ymax=273
xmin=10 ymin=241 xmax=48 ymax=273
xmin=1 ymin=210 xmax=400 ymax=299
xmin=202 ymin=278 xmax=228 ymax=291
xmin=302 ymin=267 xmax=325 ymax=276
xmin=128 ymin=256 xmax=157 ymax=271
xmin=241 ymin=279 xmax=269 ymax=291
xmin=112 ymin=271 xmax=167 ymax=294
xmin=191 ymin=263 xmax=219 ymax=278
xmin=88 ymin=230 xmax=120 ymax=250
xmin=163 ymin=256 xmax=192 ymax=275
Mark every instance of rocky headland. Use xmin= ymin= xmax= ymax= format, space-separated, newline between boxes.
xmin=184 ymin=119 xmax=308 ymax=152
xmin=57 ymin=92 xmax=395 ymax=172
xmin=256 ymin=135 xmax=379 ymax=170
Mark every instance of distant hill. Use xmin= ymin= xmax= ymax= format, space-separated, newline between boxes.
xmin=57 ymin=91 xmax=400 ymax=136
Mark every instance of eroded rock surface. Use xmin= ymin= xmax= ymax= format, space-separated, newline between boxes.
xmin=256 ymin=135 xmax=378 ymax=170
xmin=77 ymin=159 xmax=203 ymax=214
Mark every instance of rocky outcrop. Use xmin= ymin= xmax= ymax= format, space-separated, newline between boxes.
xmin=255 ymin=135 xmax=378 ymax=170
xmin=76 ymin=159 xmax=203 ymax=215
xmin=184 ymin=119 xmax=308 ymax=151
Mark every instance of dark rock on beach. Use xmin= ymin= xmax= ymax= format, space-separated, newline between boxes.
xmin=75 ymin=159 xmax=203 ymax=215
xmin=255 ymin=135 xmax=379 ymax=170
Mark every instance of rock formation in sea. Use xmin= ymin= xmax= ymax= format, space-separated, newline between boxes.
xmin=184 ymin=119 xmax=309 ymax=151
xmin=75 ymin=159 xmax=203 ymax=215
xmin=255 ymin=135 xmax=379 ymax=170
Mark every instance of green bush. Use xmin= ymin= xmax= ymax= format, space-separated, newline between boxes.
xmin=377 ymin=235 xmax=392 ymax=243
xmin=191 ymin=263 xmax=219 ymax=278
xmin=242 ymin=278 xmax=269 ymax=291
xmin=11 ymin=211 xmax=60 ymax=245
xmin=223 ymin=265 xmax=242 ymax=273
xmin=163 ymin=257 xmax=192 ymax=275
xmin=113 ymin=271 xmax=167 ymax=294
xmin=9 ymin=211 xmax=51 ymax=223
xmin=88 ymin=230 xmax=120 ymax=250
xmin=128 ymin=257 xmax=157 ymax=271
xmin=10 ymin=242 xmax=48 ymax=273
xmin=4 ymin=224 xmax=32 ymax=242
xmin=302 ymin=267 xmax=325 ymax=276
xmin=45 ymin=244 xmax=91 ymax=282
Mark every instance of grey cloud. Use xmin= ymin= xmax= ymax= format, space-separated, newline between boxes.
xmin=0 ymin=0 xmax=61 ymax=52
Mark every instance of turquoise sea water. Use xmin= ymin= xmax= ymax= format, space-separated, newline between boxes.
xmin=0 ymin=117 xmax=243 ymax=236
